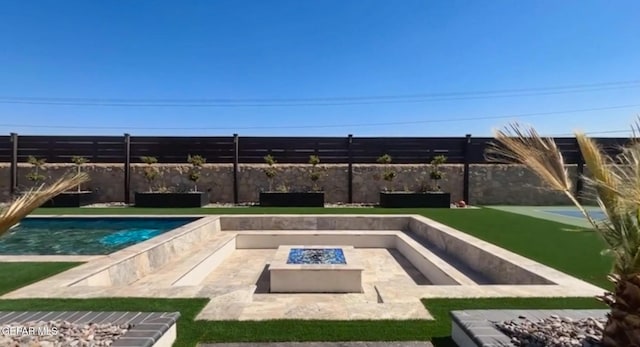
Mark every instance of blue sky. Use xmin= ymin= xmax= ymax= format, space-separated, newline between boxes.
xmin=0 ymin=0 xmax=639 ymax=137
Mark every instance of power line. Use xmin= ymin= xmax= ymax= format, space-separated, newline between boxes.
xmin=3 ymin=79 xmax=639 ymax=102
xmin=1 ymin=103 xmax=638 ymax=130
xmin=549 ymin=129 xmax=633 ymax=136
xmin=1 ymin=80 xmax=640 ymax=107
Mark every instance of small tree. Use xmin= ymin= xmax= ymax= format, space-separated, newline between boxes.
xmin=309 ymin=155 xmax=322 ymax=191
xmin=26 ymin=156 xmax=46 ymax=188
xmin=187 ymin=154 xmax=206 ymax=192
xmin=377 ymin=154 xmax=396 ymax=191
xmin=71 ymin=156 xmax=89 ymax=192
xmin=429 ymin=155 xmax=447 ymax=192
xmin=263 ymin=154 xmax=277 ymax=191
xmin=140 ymin=156 xmax=159 ymax=192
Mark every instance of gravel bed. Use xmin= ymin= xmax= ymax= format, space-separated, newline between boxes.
xmin=83 ymin=202 xmax=475 ymax=208
xmin=83 ymin=202 xmax=129 ymax=208
xmin=495 ymin=314 xmax=605 ymax=347
xmin=0 ymin=320 xmax=133 ymax=346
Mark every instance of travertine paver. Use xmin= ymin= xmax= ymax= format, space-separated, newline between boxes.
xmin=203 ymin=249 xmax=275 ymax=287
xmin=195 ymin=248 xmax=433 ymax=320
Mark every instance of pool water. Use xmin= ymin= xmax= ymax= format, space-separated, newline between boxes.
xmin=544 ymin=210 xmax=606 ymax=220
xmin=287 ymin=248 xmax=346 ymax=264
xmin=0 ymin=217 xmax=198 ymax=255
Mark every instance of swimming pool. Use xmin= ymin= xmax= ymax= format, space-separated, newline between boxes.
xmin=543 ymin=210 xmax=606 ymax=220
xmin=0 ymin=217 xmax=199 ymax=255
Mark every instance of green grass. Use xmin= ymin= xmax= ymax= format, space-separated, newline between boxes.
xmin=421 ymin=208 xmax=612 ymax=289
xmin=0 ymin=297 xmax=606 ymax=347
xmin=3 ymin=206 xmax=613 ymax=345
xmin=0 ymin=262 xmax=81 ymax=295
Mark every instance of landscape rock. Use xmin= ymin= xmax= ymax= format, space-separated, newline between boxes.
xmin=495 ymin=315 xmax=606 ymax=347
xmin=0 ymin=320 xmax=133 ymax=346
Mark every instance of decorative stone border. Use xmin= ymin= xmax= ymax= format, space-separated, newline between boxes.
xmin=0 ymin=311 xmax=180 ymax=347
xmin=450 ymin=309 xmax=609 ymax=347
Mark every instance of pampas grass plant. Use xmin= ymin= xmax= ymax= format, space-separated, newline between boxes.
xmin=0 ymin=173 xmax=89 ymax=237
xmin=485 ymin=120 xmax=640 ymax=347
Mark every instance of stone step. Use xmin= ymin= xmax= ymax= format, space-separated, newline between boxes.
xmin=132 ymin=231 xmax=237 ymax=286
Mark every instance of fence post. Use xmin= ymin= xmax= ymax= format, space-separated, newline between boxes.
xmin=576 ymin=138 xmax=584 ymax=203
xmin=347 ymin=134 xmax=353 ymax=203
xmin=9 ymin=133 xmax=18 ymax=195
xmin=463 ymin=134 xmax=471 ymax=204
xmin=124 ymin=133 xmax=131 ymax=205
xmin=233 ymin=133 xmax=239 ymax=204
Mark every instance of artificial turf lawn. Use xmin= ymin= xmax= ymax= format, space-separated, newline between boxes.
xmin=0 ymin=262 xmax=81 ymax=295
xmin=0 ymin=297 xmax=606 ymax=347
xmin=32 ymin=206 xmax=613 ymax=288
xmin=422 ymin=207 xmax=612 ymax=289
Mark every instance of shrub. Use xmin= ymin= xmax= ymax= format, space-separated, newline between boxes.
xmin=70 ymin=156 xmax=89 ymax=192
xmin=376 ymin=154 xmax=396 ymax=191
xmin=140 ymin=156 xmax=159 ymax=192
xmin=428 ymin=155 xmax=447 ymax=192
xmin=26 ymin=156 xmax=46 ymax=188
xmin=308 ymin=155 xmax=323 ymax=191
xmin=187 ymin=154 xmax=206 ymax=192
xmin=263 ymin=154 xmax=277 ymax=191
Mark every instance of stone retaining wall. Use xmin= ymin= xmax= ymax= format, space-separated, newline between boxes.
xmin=0 ymin=163 xmax=575 ymax=205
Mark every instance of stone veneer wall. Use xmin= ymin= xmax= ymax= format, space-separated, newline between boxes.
xmin=0 ymin=163 xmax=577 ymax=205
xmin=469 ymin=164 xmax=575 ymax=205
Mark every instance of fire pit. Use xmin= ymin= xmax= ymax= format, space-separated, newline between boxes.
xmin=269 ymin=245 xmax=363 ymax=293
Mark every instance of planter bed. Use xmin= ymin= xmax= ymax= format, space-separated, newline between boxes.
xmin=259 ymin=192 xmax=325 ymax=207
xmin=0 ymin=311 xmax=180 ymax=347
xmin=135 ymin=192 xmax=209 ymax=208
xmin=450 ymin=309 xmax=608 ymax=347
xmin=379 ymin=192 xmax=451 ymax=208
xmin=41 ymin=191 xmax=94 ymax=208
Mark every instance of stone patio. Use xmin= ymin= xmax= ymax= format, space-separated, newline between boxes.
xmin=0 ymin=214 xmax=606 ymax=321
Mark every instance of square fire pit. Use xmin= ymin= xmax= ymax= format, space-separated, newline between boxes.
xmin=269 ymin=245 xmax=363 ymax=293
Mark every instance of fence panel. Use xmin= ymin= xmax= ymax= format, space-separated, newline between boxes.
xmin=16 ymin=136 xmax=124 ymax=163
xmin=130 ymin=136 xmax=236 ymax=163
xmin=0 ymin=135 xmax=632 ymax=164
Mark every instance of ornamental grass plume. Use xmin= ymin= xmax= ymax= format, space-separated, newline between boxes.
xmin=0 ymin=173 xmax=89 ymax=237
xmin=485 ymin=120 xmax=640 ymax=347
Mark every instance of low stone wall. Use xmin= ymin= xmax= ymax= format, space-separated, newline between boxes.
xmin=0 ymin=162 xmax=577 ymax=205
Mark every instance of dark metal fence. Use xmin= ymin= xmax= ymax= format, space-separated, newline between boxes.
xmin=2 ymin=133 xmax=630 ymax=204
